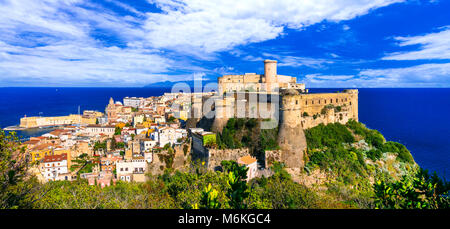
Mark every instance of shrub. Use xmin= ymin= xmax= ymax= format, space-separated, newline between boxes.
xmin=381 ymin=141 xmax=414 ymax=163
xmin=366 ymin=149 xmax=382 ymax=161
xmin=346 ymin=120 xmax=385 ymax=148
xmin=374 ymin=169 xmax=450 ymax=209
xmin=305 ymin=123 xmax=355 ymax=149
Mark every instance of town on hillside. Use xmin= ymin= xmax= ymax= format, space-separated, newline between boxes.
xmin=20 ymin=92 xmax=223 ymax=186
xmin=18 ymin=59 xmax=359 ymax=187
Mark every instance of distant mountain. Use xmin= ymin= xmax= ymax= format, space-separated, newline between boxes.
xmin=144 ymin=80 xmax=217 ymax=88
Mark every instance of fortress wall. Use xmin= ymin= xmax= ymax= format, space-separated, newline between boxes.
xmin=299 ymin=92 xmax=356 ymax=115
xmin=265 ymin=150 xmax=283 ymax=168
xmin=20 ymin=115 xmax=83 ymax=128
xmin=276 ymin=75 xmax=297 ymax=83
xmin=207 ymin=148 xmax=250 ymax=171
xmin=283 ymin=91 xmax=359 ymax=130
xmin=301 ymin=111 xmax=351 ymax=129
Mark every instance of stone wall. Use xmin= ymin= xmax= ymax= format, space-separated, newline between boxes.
xmin=147 ymin=143 xmax=191 ymax=175
xmin=265 ymin=150 xmax=283 ymax=168
xmin=206 ymin=148 xmax=250 ymax=171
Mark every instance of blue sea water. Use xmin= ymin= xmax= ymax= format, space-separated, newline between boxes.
xmin=0 ymin=87 xmax=449 ymax=178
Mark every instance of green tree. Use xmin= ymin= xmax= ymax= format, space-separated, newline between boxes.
xmin=224 ymin=161 xmax=249 ymax=209
xmin=0 ymin=130 xmax=42 ymax=209
xmin=195 ymin=183 xmax=221 ymax=209
xmin=374 ymin=169 xmax=449 ymax=209
xmin=114 ymin=126 xmax=122 ymax=135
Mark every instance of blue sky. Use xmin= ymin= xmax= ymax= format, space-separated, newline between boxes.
xmin=0 ymin=0 xmax=449 ymax=87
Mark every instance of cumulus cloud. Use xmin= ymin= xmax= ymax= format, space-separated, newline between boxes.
xmin=359 ymin=63 xmax=450 ymax=86
xmin=302 ymin=63 xmax=450 ymax=88
xmin=145 ymin=0 xmax=404 ymax=53
xmin=0 ymin=0 xmax=174 ymax=86
xmin=0 ymin=0 xmax=405 ymax=86
xmin=383 ymin=26 xmax=450 ymax=60
xmin=0 ymin=41 xmax=177 ymax=86
xmin=263 ymin=53 xmax=334 ymax=68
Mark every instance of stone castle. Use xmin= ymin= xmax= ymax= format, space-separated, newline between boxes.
xmin=191 ymin=59 xmax=359 ymax=170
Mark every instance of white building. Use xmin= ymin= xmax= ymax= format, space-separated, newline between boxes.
xmin=140 ymin=138 xmax=157 ymax=152
xmin=83 ymin=125 xmax=115 ymax=137
xmin=123 ymin=97 xmax=144 ymax=108
xmin=41 ymin=153 xmax=69 ymax=181
xmin=116 ymin=159 xmax=147 ymax=182
xmin=237 ymin=155 xmax=258 ymax=182
xmin=144 ymin=152 xmax=153 ymax=163
xmin=154 ymin=127 xmax=187 ymax=147
xmin=136 ymin=127 xmax=148 ymax=135
xmin=153 ymin=115 xmax=165 ymax=124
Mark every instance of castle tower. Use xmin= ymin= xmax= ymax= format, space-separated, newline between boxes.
xmin=277 ymin=89 xmax=307 ymax=169
xmin=264 ymin=60 xmax=277 ymax=91
xmin=109 ymin=97 xmax=114 ymax=105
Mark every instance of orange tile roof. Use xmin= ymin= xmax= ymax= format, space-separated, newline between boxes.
xmin=238 ymin=155 xmax=257 ymax=165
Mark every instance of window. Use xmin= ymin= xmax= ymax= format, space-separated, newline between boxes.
xmin=296 ymin=100 xmax=298 ymax=105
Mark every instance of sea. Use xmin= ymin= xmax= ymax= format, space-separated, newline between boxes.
xmin=0 ymin=87 xmax=449 ymax=179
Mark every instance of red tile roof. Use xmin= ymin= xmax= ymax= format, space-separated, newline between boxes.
xmin=43 ymin=153 xmax=67 ymax=163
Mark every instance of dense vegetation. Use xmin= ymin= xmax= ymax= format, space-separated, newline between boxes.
xmin=1 ymin=120 xmax=448 ymax=209
xmin=214 ymin=118 xmax=279 ymax=162
xmin=304 ymin=120 xmax=448 ymax=209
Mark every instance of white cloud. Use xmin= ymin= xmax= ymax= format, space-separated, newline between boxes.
xmin=145 ymin=0 xmax=404 ymax=53
xmin=300 ymin=63 xmax=450 ymax=88
xmin=383 ymin=27 xmax=450 ymax=60
xmin=0 ymin=0 xmax=181 ymax=86
xmin=0 ymin=0 xmax=405 ymax=86
xmin=305 ymin=74 xmax=355 ymax=81
xmin=213 ymin=66 xmax=235 ymax=75
xmin=0 ymin=41 xmax=176 ymax=86
xmin=359 ymin=63 xmax=450 ymax=85
xmin=263 ymin=53 xmax=333 ymax=68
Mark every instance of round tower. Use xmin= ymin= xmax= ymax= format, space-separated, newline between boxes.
xmin=277 ymin=89 xmax=307 ymax=169
xmin=264 ymin=60 xmax=277 ymax=83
